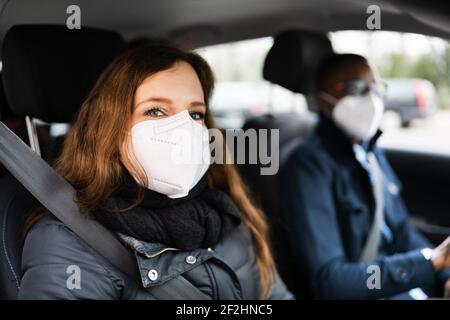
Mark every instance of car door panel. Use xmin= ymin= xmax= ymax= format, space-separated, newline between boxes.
xmin=384 ymin=148 xmax=450 ymax=245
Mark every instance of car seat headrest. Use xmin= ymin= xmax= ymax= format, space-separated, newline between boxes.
xmin=1 ymin=25 xmax=126 ymax=123
xmin=263 ymin=30 xmax=334 ymax=95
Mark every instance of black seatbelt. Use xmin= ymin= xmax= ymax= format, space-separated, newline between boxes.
xmin=0 ymin=121 xmax=210 ymax=300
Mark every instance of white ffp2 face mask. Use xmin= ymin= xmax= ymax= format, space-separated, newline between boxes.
xmin=321 ymin=92 xmax=384 ymax=140
xmin=129 ymin=110 xmax=210 ymax=198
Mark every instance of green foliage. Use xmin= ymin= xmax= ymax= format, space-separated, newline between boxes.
xmin=377 ymin=46 xmax=450 ymax=109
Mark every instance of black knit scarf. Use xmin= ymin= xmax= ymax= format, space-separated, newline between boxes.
xmin=92 ymin=171 xmax=242 ymax=251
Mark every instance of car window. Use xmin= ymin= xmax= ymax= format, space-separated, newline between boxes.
xmin=199 ymin=31 xmax=450 ymax=155
xmin=196 ymin=38 xmax=308 ymax=129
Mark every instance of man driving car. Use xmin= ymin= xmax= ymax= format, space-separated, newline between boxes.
xmin=279 ymin=53 xmax=450 ymax=299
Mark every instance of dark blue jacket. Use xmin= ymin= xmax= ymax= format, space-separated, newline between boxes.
xmin=279 ymin=114 xmax=450 ymax=299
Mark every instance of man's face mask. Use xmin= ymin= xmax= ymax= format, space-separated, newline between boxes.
xmin=320 ymin=80 xmax=387 ymax=140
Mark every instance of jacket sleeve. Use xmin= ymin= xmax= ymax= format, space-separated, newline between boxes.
xmin=244 ymin=224 xmax=295 ymax=300
xmin=393 ymin=193 xmax=450 ymax=289
xmin=18 ymin=218 xmax=124 ymax=300
xmin=266 ymin=273 xmax=295 ymax=300
xmin=375 ymin=148 xmax=433 ymax=253
xmin=279 ymin=149 xmax=436 ymax=299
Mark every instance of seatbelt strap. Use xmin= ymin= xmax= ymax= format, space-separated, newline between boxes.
xmin=0 ymin=121 xmax=210 ymax=300
xmin=359 ymin=152 xmax=385 ymax=263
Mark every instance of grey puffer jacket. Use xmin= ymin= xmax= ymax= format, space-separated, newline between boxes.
xmin=18 ymin=216 xmax=294 ymax=300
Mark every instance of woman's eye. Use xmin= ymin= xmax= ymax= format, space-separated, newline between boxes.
xmin=144 ymin=107 xmax=166 ymax=118
xmin=190 ymin=112 xmax=205 ymax=121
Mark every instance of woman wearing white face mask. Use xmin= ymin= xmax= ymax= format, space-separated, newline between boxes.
xmin=20 ymin=43 xmax=293 ymax=300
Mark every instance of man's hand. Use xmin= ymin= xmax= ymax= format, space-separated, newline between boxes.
xmin=431 ymin=236 xmax=450 ymax=272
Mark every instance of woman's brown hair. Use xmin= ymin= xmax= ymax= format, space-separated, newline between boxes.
xmin=27 ymin=43 xmax=276 ymax=299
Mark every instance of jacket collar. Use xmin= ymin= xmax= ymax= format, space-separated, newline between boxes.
xmin=119 ymin=222 xmax=250 ymax=289
xmin=315 ymin=112 xmax=382 ymax=161
xmin=119 ymin=233 xmax=213 ymax=288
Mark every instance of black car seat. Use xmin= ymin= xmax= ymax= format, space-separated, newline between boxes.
xmin=0 ymin=25 xmax=125 ymax=299
xmin=0 ymin=76 xmax=29 ymax=177
xmin=238 ymin=30 xmax=334 ymax=298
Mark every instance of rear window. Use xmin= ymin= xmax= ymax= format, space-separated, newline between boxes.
xmin=199 ymin=31 xmax=450 ymax=155
xmin=197 ymin=38 xmax=308 ymax=128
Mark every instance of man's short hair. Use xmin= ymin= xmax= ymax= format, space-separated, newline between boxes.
xmin=316 ymin=53 xmax=369 ymax=92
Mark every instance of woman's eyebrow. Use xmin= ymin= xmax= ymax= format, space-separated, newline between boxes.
xmin=135 ymin=97 xmax=172 ymax=108
xmin=190 ymin=101 xmax=206 ymax=107
xmin=135 ymin=97 xmax=205 ymax=108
